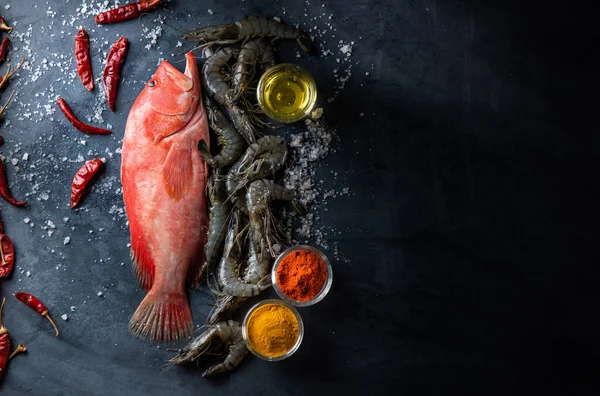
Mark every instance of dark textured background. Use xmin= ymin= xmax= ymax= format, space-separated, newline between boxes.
xmin=0 ymin=0 xmax=597 ymax=395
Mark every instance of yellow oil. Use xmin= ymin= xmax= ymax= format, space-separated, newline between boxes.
xmin=257 ymin=64 xmax=317 ymax=123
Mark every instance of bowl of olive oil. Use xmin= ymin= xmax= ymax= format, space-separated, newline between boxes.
xmin=257 ymin=63 xmax=317 ymax=123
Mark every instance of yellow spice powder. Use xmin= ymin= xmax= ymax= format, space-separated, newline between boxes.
xmin=247 ymin=303 xmax=299 ymax=357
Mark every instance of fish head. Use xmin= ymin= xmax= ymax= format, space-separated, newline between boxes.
xmin=137 ymin=53 xmax=202 ymax=141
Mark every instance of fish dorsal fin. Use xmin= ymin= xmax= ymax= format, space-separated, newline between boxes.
xmin=162 ymin=144 xmax=193 ymax=200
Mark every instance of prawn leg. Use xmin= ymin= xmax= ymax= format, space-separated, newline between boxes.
xmin=247 ymin=179 xmax=296 ymax=255
xmin=225 ymin=136 xmax=288 ymax=197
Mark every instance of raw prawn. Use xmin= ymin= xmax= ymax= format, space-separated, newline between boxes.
xmin=246 ymin=179 xmax=299 ymax=254
xmin=218 ymin=209 xmax=269 ymax=297
xmin=202 ymin=47 xmax=236 ymax=106
xmin=198 ymin=94 xmax=246 ymax=169
xmin=230 ymin=39 xmax=276 ymax=102
xmin=170 ymin=320 xmax=248 ymax=377
xmin=202 ymin=48 xmax=259 ymax=144
xmin=183 ymin=15 xmax=318 ymax=56
xmin=199 ymin=170 xmax=231 ymax=283
xmin=226 ymin=135 xmax=287 ymax=213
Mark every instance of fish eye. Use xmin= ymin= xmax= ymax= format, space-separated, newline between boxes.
xmin=148 ymin=80 xmax=157 ymax=88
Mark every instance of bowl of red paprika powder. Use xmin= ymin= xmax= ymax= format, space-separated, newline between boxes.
xmin=271 ymin=245 xmax=333 ymax=307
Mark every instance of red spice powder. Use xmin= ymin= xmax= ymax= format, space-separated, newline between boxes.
xmin=276 ymin=249 xmax=327 ymax=301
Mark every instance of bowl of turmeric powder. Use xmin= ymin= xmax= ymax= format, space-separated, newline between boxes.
xmin=271 ymin=245 xmax=333 ymax=307
xmin=242 ymin=299 xmax=304 ymax=361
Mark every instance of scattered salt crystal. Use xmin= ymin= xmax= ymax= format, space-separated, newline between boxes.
xmin=4 ymin=5 xmax=10 ymax=10
xmin=70 ymin=306 xmax=76 ymax=312
xmin=273 ymin=16 xmax=282 ymax=22
xmin=47 ymin=220 xmax=56 ymax=229
xmin=10 ymin=158 xmax=18 ymax=166
xmin=61 ymin=314 xmax=68 ymax=321
xmin=207 ymin=9 xmax=213 ymax=15
xmin=97 ymin=291 xmax=103 ymax=297
xmin=26 ymin=271 xmax=31 ymax=277
xmin=63 ymin=237 xmax=71 ymax=245
xmin=22 ymin=153 xmax=29 ymax=161
xmin=24 ymin=217 xmax=31 ymax=224
xmin=176 ymin=41 xmax=182 ymax=47
xmin=311 ymin=108 xmax=323 ymax=120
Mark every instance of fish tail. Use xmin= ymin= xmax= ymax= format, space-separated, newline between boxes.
xmin=128 ymin=286 xmax=193 ymax=344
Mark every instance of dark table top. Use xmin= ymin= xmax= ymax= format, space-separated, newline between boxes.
xmin=0 ymin=0 xmax=596 ymax=395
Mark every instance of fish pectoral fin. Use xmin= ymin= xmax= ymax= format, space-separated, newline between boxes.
xmin=163 ymin=144 xmax=194 ymax=200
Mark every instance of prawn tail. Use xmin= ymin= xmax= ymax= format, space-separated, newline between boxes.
xmin=129 ymin=286 xmax=193 ymax=344
xmin=297 ymin=34 xmax=318 ymax=56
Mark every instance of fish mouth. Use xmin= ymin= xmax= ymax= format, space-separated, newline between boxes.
xmin=162 ymin=61 xmax=194 ymax=93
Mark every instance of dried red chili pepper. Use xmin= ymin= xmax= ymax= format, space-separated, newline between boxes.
xmin=95 ymin=0 xmax=161 ymax=24
xmin=70 ymin=158 xmax=104 ymax=208
xmin=0 ymin=37 xmax=10 ymax=65
xmin=14 ymin=293 xmax=59 ymax=337
xmin=0 ymin=157 xmax=27 ymax=207
xmin=74 ymin=28 xmax=94 ymax=91
xmin=56 ymin=97 xmax=111 ymax=135
xmin=102 ymin=36 xmax=128 ymax=112
xmin=0 ymin=16 xmax=12 ymax=33
xmin=0 ymin=298 xmax=10 ymax=380
xmin=0 ymin=234 xmax=14 ymax=278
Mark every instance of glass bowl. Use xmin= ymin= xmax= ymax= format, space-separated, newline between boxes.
xmin=271 ymin=245 xmax=333 ymax=307
xmin=256 ymin=63 xmax=317 ymax=123
xmin=242 ymin=299 xmax=304 ymax=361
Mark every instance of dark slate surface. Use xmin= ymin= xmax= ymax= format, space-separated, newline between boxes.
xmin=0 ymin=0 xmax=596 ymax=395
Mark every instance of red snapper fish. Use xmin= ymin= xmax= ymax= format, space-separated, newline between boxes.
xmin=121 ymin=52 xmax=209 ymax=343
